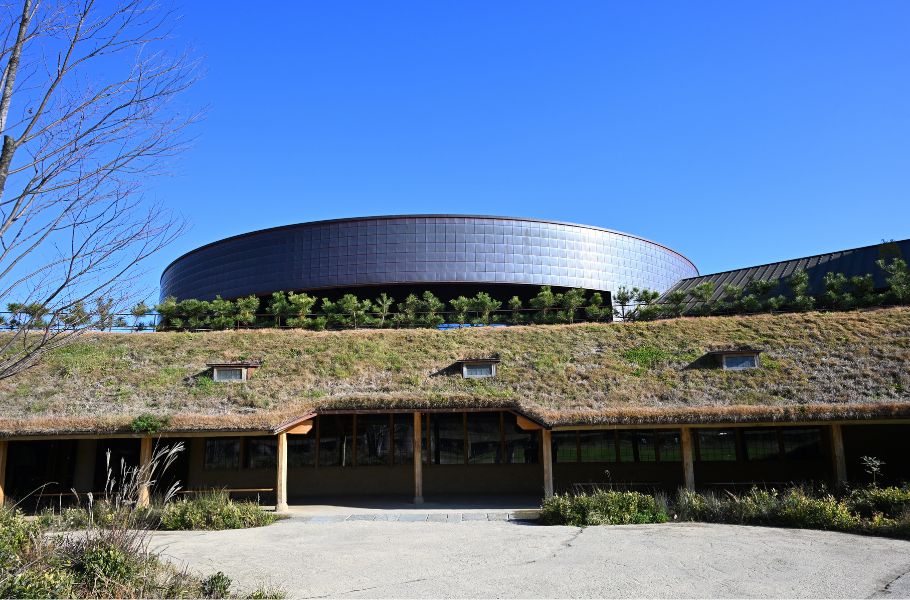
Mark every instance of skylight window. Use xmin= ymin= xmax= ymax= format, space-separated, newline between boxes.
xmin=207 ymin=360 xmax=261 ymax=382
xmin=459 ymin=357 xmax=500 ymax=379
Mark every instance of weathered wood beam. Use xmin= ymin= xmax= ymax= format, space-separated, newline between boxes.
xmin=276 ymin=432 xmax=288 ymax=512
xmin=681 ymin=426 xmax=695 ymax=491
xmin=138 ymin=437 xmax=152 ymax=508
xmin=830 ymin=423 xmax=848 ymax=488
xmin=542 ymin=429 xmax=554 ymax=499
xmin=413 ymin=412 xmax=424 ymax=504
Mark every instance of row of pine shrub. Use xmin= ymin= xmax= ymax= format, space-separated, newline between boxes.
xmin=149 ymin=256 xmax=910 ymax=330
xmin=540 ymin=484 xmax=910 ymax=539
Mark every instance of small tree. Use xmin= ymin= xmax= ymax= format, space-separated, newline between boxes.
xmin=612 ymin=286 xmax=634 ymax=321
xmin=850 ymin=274 xmax=879 ymax=308
xmin=471 ymin=292 xmax=501 ymax=325
xmin=718 ymin=284 xmax=743 ymax=314
xmin=373 ymin=293 xmax=395 ymax=327
xmin=861 ymin=455 xmax=885 ymax=486
xmin=688 ymin=282 xmax=716 ymax=316
xmin=395 ymin=294 xmax=421 ymax=328
xmin=508 ymin=296 xmax=526 ymax=325
xmin=286 ymin=292 xmax=318 ymax=328
xmin=234 ymin=295 xmax=260 ymax=328
xmin=558 ymin=288 xmax=587 ymax=323
xmin=787 ymin=269 xmax=815 ymax=312
xmin=208 ymin=296 xmax=236 ymax=330
xmin=663 ymin=290 xmax=687 ymax=318
xmin=530 ymin=286 xmax=558 ymax=324
xmin=94 ymin=298 xmax=116 ymax=331
xmin=877 ymin=258 xmax=910 ymax=304
xmin=335 ymin=294 xmax=372 ymax=329
xmin=585 ymin=292 xmax=610 ymax=322
xmin=266 ymin=292 xmax=292 ymax=327
xmin=130 ymin=302 xmax=150 ymax=331
xmin=823 ymin=272 xmax=853 ymax=310
xmin=449 ymin=296 xmax=471 ymax=326
xmin=418 ymin=291 xmax=445 ymax=328
xmin=154 ymin=296 xmax=180 ymax=330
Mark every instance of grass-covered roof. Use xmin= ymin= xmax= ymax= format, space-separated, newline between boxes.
xmin=1 ymin=307 xmax=909 ymax=436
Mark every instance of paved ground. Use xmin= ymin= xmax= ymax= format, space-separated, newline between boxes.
xmin=149 ymin=518 xmax=910 ymax=598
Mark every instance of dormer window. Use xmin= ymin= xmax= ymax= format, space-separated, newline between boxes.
xmin=207 ymin=360 xmax=261 ymax=382
xmin=707 ymin=349 xmax=761 ymax=371
xmin=459 ymin=357 xmax=500 ymax=379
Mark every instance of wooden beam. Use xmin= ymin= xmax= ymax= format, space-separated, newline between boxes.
xmin=680 ymin=427 xmax=695 ymax=491
xmin=413 ymin=412 xmax=424 ymax=504
xmin=0 ymin=440 xmax=7 ymax=507
xmin=516 ymin=415 xmax=543 ymax=431
xmin=541 ymin=429 xmax=554 ymax=499
xmin=286 ymin=420 xmax=313 ymax=435
xmin=830 ymin=423 xmax=848 ymax=488
xmin=276 ymin=432 xmax=289 ymax=512
xmin=138 ymin=437 xmax=152 ymax=508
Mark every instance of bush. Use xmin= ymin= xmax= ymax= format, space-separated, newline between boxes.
xmin=161 ymin=491 xmax=278 ymax=531
xmin=775 ymin=488 xmax=858 ymax=531
xmin=541 ymin=490 xmax=668 ymax=526
xmin=847 ymin=485 xmax=910 ymax=519
xmin=202 ymin=571 xmax=233 ymax=599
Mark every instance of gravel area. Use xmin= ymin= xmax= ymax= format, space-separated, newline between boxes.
xmin=149 ymin=519 xmax=910 ymax=598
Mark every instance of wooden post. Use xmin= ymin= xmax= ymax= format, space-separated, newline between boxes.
xmin=413 ymin=412 xmax=424 ymax=504
xmin=138 ymin=437 xmax=152 ymax=508
xmin=276 ymin=432 xmax=289 ymax=512
xmin=830 ymin=423 xmax=847 ymax=488
xmin=681 ymin=426 xmax=695 ymax=491
xmin=542 ymin=429 xmax=554 ymax=498
xmin=0 ymin=440 xmax=8 ymax=507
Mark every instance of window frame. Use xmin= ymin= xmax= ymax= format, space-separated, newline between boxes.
xmin=213 ymin=366 xmax=247 ymax=382
xmin=721 ymin=354 xmax=759 ymax=371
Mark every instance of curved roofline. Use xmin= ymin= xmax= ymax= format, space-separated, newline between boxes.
xmin=160 ymin=214 xmax=698 ymax=283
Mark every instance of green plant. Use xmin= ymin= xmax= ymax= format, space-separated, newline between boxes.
xmin=622 ymin=346 xmax=670 ymax=370
xmin=130 ymin=413 xmax=170 ymax=434
xmin=877 ymin=257 xmax=910 ymax=304
xmin=861 ymin=455 xmax=885 ymax=485
xmin=847 ymin=485 xmax=910 ymax=519
xmin=470 ymin=292 xmax=502 ymax=325
xmin=530 ymin=286 xmax=558 ymax=324
xmin=541 ymin=490 xmax=668 ymax=526
xmin=160 ymin=491 xmax=278 ymax=531
xmin=373 ymin=293 xmax=395 ymax=327
xmin=202 ymin=571 xmax=232 ymax=599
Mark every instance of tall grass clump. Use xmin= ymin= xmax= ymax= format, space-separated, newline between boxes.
xmin=541 ymin=490 xmax=668 ymax=526
xmin=161 ymin=490 xmax=278 ymax=530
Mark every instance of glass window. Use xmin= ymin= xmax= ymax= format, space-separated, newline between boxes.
xmin=319 ymin=415 xmax=354 ymax=467
xmin=635 ymin=432 xmax=657 ymax=462
xmin=617 ymin=432 xmax=635 ymax=462
xmin=246 ymin=437 xmax=277 ymax=469
xmin=464 ymin=363 xmax=494 ymax=378
xmin=204 ymin=438 xmax=240 ymax=470
xmin=782 ymin=428 xmax=822 ymax=459
xmin=744 ymin=429 xmax=780 ymax=461
xmin=430 ymin=413 xmax=465 ymax=465
xmin=580 ymin=431 xmax=616 ymax=462
xmin=467 ymin=413 xmax=501 ymax=464
xmin=657 ymin=431 xmax=682 ymax=462
xmin=503 ymin=414 xmax=539 ymax=464
xmin=214 ymin=367 xmax=244 ymax=381
xmin=552 ymin=432 xmax=578 ymax=463
xmin=698 ymin=430 xmax=738 ymax=461
xmin=723 ymin=355 xmax=758 ymax=370
xmin=392 ymin=414 xmax=414 ymax=465
xmin=289 ymin=436 xmax=316 ymax=468
xmin=357 ymin=415 xmax=391 ymax=466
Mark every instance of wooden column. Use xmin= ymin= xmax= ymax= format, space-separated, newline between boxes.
xmin=830 ymin=423 xmax=848 ymax=488
xmin=541 ymin=429 xmax=554 ymax=498
xmin=681 ymin=426 xmax=695 ymax=491
xmin=276 ymin=432 xmax=289 ymax=512
xmin=138 ymin=437 xmax=152 ymax=508
xmin=413 ymin=412 xmax=424 ymax=504
xmin=0 ymin=440 xmax=8 ymax=507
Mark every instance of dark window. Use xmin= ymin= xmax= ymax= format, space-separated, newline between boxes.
xmin=392 ymin=414 xmax=414 ymax=465
xmin=503 ymin=414 xmax=539 ymax=464
xmin=467 ymin=413 xmax=501 ymax=464
xmin=357 ymin=415 xmax=391 ymax=466
xmin=552 ymin=432 xmax=578 ymax=463
xmin=289 ymin=436 xmax=316 ymax=468
xmin=782 ymin=428 xmax=823 ymax=459
xmin=580 ymin=431 xmax=616 ymax=462
xmin=319 ymin=415 xmax=354 ymax=467
xmin=722 ymin=354 xmax=759 ymax=370
xmin=204 ymin=438 xmax=240 ymax=470
xmin=246 ymin=437 xmax=277 ymax=469
xmin=430 ymin=413 xmax=465 ymax=465
xmin=697 ymin=430 xmax=738 ymax=461
xmin=657 ymin=431 xmax=682 ymax=462
xmin=617 ymin=432 xmax=635 ymax=462
xmin=636 ymin=432 xmax=657 ymax=462
xmin=744 ymin=429 xmax=780 ymax=461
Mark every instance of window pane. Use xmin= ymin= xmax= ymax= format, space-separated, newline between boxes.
xmin=319 ymin=415 xmax=354 ymax=467
xmin=289 ymin=435 xmax=316 ymax=468
xmin=392 ymin=414 xmax=413 ymax=465
xmin=657 ymin=431 xmax=682 ymax=462
xmin=552 ymin=432 xmax=578 ymax=463
xmin=214 ymin=367 xmax=243 ymax=381
xmin=636 ymin=431 xmax=657 ymax=462
xmin=580 ymin=431 xmax=615 ymax=462
xmin=467 ymin=413 xmax=501 ymax=464
xmin=430 ymin=413 xmax=464 ymax=465
xmin=782 ymin=428 xmax=822 ymax=459
xmin=744 ymin=429 xmax=780 ymax=461
xmin=465 ymin=364 xmax=493 ymax=378
xmin=723 ymin=355 xmax=758 ymax=370
xmin=618 ymin=432 xmax=635 ymax=462
xmin=503 ymin=414 xmax=539 ymax=464
xmin=698 ymin=430 xmax=737 ymax=461
xmin=204 ymin=438 xmax=240 ymax=469
xmin=246 ymin=437 xmax=277 ymax=469
xmin=357 ymin=415 xmax=391 ymax=466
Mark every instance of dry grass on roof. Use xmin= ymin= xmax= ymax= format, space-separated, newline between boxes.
xmin=0 ymin=306 xmax=908 ymax=434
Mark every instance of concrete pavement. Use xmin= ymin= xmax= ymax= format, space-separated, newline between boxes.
xmin=149 ymin=519 xmax=910 ymax=598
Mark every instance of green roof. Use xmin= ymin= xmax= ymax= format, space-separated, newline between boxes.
xmin=2 ymin=307 xmax=909 ymax=436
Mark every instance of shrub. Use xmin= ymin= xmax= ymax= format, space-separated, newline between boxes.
xmin=160 ymin=491 xmax=278 ymax=531
xmin=130 ymin=413 xmax=170 ymax=434
xmin=847 ymin=486 xmax=910 ymax=519
xmin=541 ymin=490 xmax=668 ymax=526
xmin=775 ymin=488 xmax=858 ymax=531
xmin=202 ymin=571 xmax=233 ymax=599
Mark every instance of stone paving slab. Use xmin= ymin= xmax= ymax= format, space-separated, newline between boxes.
xmin=294 ymin=511 xmax=536 ymax=523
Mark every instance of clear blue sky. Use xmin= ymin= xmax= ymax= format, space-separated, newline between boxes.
xmin=145 ymin=1 xmax=909 ymax=298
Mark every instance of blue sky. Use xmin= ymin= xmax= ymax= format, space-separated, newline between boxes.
xmin=144 ymin=1 xmax=909 ymax=298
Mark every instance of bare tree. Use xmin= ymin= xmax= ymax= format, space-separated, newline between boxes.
xmin=0 ymin=0 xmax=196 ymax=379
